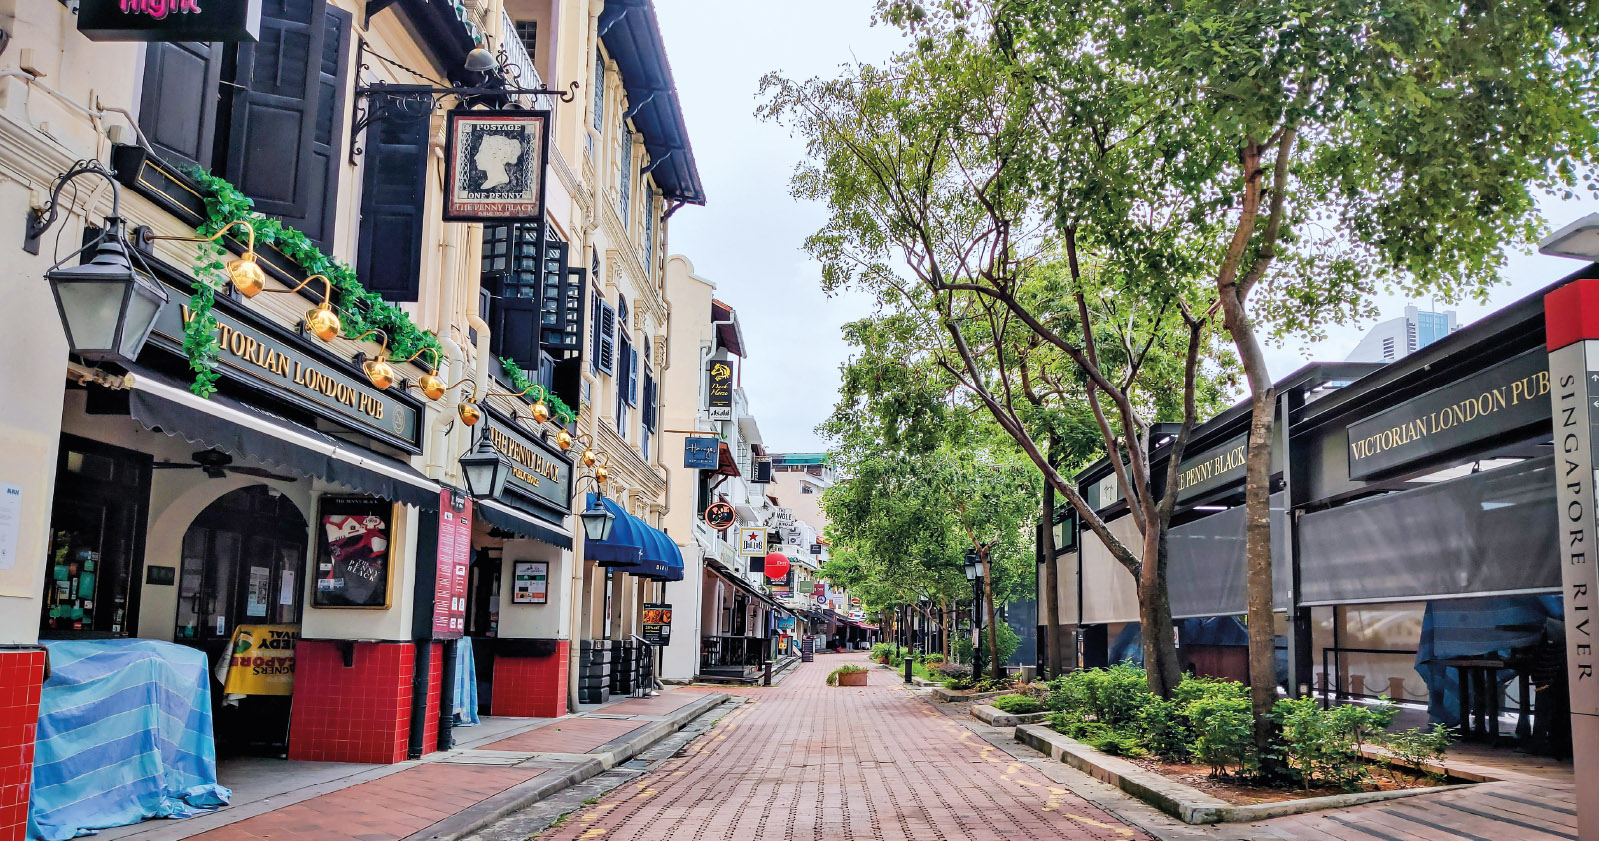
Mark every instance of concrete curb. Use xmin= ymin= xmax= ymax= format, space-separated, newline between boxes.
xmin=406 ymin=691 xmax=729 ymax=841
xmin=930 ymin=686 xmax=1006 ymax=703
xmin=969 ymin=703 xmax=1047 ymax=727
xmin=1014 ymin=724 xmax=1478 ymax=825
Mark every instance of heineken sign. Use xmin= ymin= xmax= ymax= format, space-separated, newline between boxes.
xmin=483 ymin=412 xmax=573 ymax=516
xmin=78 ymin=0 xmax=262 ymax=41
xmin=1345 ymin=349 xmax=1550 ymax=480
xmin=150 ymin=301 xmax=422 ymax=450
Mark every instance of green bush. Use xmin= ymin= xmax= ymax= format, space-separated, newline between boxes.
xmin=1188 ymin=694 xmax=1255 ymax=777
xmin=1136 ymin=698 xmax=1191 ymax=761
xmin=1380 ymin=724 xmax=1451 ymax=782
xmin=952 ymin=636 xmax=974 ymax=666
xmin=1044 ymin=663 xmax=1151 ymax=727
xmin=991 ymin=694 xmax=1044 ymax=715
xmin=1328 ymin=698 xmax=1398 ymax=751
xmin=923 ymin=653 xmax=945 ymax=665
xmin=993 ymin=621 xmax=1021 ymax=666
xmin=1271 ymin=697 xmax=1378 ymax=791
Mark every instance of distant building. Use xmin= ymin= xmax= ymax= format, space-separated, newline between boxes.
xmin=1344 ymin=306 xmax=1459 ymax=363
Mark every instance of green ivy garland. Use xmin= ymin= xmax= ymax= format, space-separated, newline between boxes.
xmin=183 ymin=168 xmax=442 ymax=396
xmin=499 ymin=357 xmax=577 ymax=426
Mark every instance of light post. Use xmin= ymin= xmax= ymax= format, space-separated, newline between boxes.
xmin=964 ymin=550 xmax=985 ymax=681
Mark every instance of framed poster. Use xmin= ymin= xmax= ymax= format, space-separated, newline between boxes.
xmin=641 ymin=603 xmax=672 ymax=646
xmin=738 ymin=526 xmax=768 ymax=557
xmin=443 ymin=109 xmax=551 ymax=222
xmin=513 ymin=561 xmax=549 ymax=604
xmin=312 ymin=496 xmax=395 ymax=608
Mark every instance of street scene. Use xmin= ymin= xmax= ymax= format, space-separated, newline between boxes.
xmin=0 ymin=0 xmax=1596 ymax=840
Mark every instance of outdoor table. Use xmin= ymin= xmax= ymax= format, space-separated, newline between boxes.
xmin=1434 ymin=657 xmax=1507 ymax=743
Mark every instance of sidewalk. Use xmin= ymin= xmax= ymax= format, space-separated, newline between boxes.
xmin=90 ymin=687 xmax=727 ymax=841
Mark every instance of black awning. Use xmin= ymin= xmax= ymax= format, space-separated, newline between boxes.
xmin=122 ymin=366 xmax=440 ymax=510
xmin=477 ymin=499 xmax=574 ymax=550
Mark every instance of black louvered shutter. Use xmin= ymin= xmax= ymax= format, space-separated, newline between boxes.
xmin=356 ymin=93 xmax=430 ymax=301
xmin=642 ymin=369 xmax=656 ymax=432
xmin=224 ymin=0 xmax=326 ymax=219
xmin=552 ymin=266 xmax=587 ymax=357
xmin=596 ymin=300 xmax=616 ymax=375
xmin=138 ymin=41 xmax=222 ymax=171
xmin=271 ymin=4 xmax=350 ymax=247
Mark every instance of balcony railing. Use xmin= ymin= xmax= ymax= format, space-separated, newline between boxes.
xmin=500 ymin=9 xmax=548 ymax=109
xmin=700 ymin=635 xmax=773 ymax=671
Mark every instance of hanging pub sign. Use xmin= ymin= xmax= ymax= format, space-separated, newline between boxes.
xmin=684 ymin=436 xmax=720 ymax=470
xmin=810 ymin=543 xmax=823 ymax=556
xmin=443 ymin=109 xmax=551 ymax=222
xmin=483 ymin=412 xmax=573 ymax=516
xmin=739 ymin=526 xmax=768 ymax=557
xmin=1345 ymin=349 xmax=1550 ymax=480
xmin=752 ymin=459 xmax=773 ymax=483
xmin=313 ymin=496 xmax=395 ymax=608
xmin=703 ymin=501 xmax=735 ymax=530
xmin=78 ymin=0 xmax=262 ymax=42
xmin=431 ymin=489 xmax=473 ymax=638
xmin=641 ymin=603 xmax=673 ymax=646
xmin=707 ymin=361 xmax=733 ymax=420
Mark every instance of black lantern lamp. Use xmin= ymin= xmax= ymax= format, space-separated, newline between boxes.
xmin=459 ymin=430 xmax=513 ymax=501
xmin=29 ymin=161 xmax=169 ymax=364
xmin=963 ymin=550 xmax=980 ymax=582
xmin=579 ymin=495 xmax=616 ymax=542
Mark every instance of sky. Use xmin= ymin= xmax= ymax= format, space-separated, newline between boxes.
xmin=653 ymin=1 xmax=1599 ymax=452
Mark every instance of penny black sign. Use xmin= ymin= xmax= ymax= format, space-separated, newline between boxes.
xmin=1174 ymin=434 xmax=1248 ymax=501
xmin=78 ymin=0 xmax=262 ymax=42
xmin=483 ymin=412 xmax=573 ymax=517
xmin=1346 ymin=349 xmax=1550 ymax=480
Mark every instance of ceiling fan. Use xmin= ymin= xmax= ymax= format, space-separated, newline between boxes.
xmin=153 ymin=450 xmax=298 ymax=482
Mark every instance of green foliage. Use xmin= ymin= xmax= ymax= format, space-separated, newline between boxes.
xmin=945 ymin=675 xmax=1012 ymax=693
xmin=182 ymin=241 xmax=224 ymax=398
xmin=185 ymin=168 xmax=441 ymax=397
xmin=990 ymin=694 xmax=1044 ymax=715
xmin=1045 ymin=668 xmax=1259 ymax=775
xmin=992 ymin=621 xmax=1021 ymax=668
xmin=922 ymin=653 xmax=945 ymax=665
xmin=1045 ymin=663 xmax=1151 ymax=727
xmin=1272 ymin=697 xmax=1372 ymax=791
xmin=1327 ymin=698 xmax=1398 ymax=752
xmin=870 ymin=642 xmax=901 ymax=662
xmin=1188 ymin=694 xmax=1256 ymax=777
xmin=497 ymin=357 xmax=576 ymax=425
xmin=826 ymin=664 xmax=869 ymax=686
xmin=951 ymin=636 xmax=974 ymax=666
xmin=1136 ymin=698 xmax=1191 ymax=762
xmin=1380 ymin=724 xmax=1451 ymax=783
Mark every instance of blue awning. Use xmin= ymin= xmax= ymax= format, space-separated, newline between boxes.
xmin=585 ymin=494 xmax=683 ymax=581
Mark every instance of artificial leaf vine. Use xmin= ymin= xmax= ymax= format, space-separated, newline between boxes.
xmin=499 ymin=357 xmax=577 ymax=426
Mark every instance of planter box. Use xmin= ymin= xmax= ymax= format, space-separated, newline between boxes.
xmin=1013 ymin=724 xmax=1476 ymax=825
xmin=834 ymin=671 xmax=869 ymax=687
xmin=970 ymin=703 xmax=1048 ymax=727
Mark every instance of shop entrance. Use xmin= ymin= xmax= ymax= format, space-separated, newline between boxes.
xmin=177 ymin=484 xmax=307 ymax=757
xmin=42 ymin=435 xmax=151 ymax=637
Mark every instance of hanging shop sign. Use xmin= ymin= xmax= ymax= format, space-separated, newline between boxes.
xmin=218 ymin=624 xmax=297 ymax=696
xmin=703 ymin=501 xmax=736 ymax=530
xmin=512 ymin=561 xmax=549 ymax=604
xmin=1346 ymin=349 xmax=1551 ymax=480
xmin=149 ymin=300 xmax=423 ymax=450
xmin=764 ymin=553 xmax=790 ymax=581
xmin=752 ymin=459 xmax=773 ymax=483
xmin=739 ymin=526 xmax=768 ymax=557
xmin=313 ymin=496 xmax=395 ymax=608
xmin=707 ymin=361 xmax=733 ymax=421
xmin=432 ymin=489 xmax=473 ymax=638
xmin=443 ymin=109 xmax=551 ymax=221
xmin=482 ymin=412 xmax=573 ymax=517
xmin=78 ymin=0 xmax=262 ymax=42
xmin=684 ymin=436 xmax=720 ymax=470
xmin=641 ymin=602 xmax=673 ymax=646
xmin=810 ymin=543 xmax=823 ymax=556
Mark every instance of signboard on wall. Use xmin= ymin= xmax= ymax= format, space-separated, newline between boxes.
xmin=513 ymin=561 xmax=549 ymax=604
xmin=483 ymin=412 xmax=573 ymax=515
xmin=443 ymin=109 xmax=551 ymax=221
xmin=432 ymin=489 xmax=473 ymax=637
xmin=707 ymin=361 xmax=733 ymax=420
xmin=312 ymin=496 xmax=394 ymax=608
xmin=78 ymin=0 xmax=263 ymax=42
xmin=684 ymin=436 xmax=720 ymax=470
xmin=738 ymin=527 xmax=768 ymax=556
xmin=641 ymin=603 xmax=672 ymax=645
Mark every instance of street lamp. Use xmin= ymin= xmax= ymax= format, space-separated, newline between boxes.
xmin=29 ymin=161 xmax=170 ymax=365
xmin=580 ymin=495 xmax=616 ymax=542
xmin=459 ymin=431 xmax=513 ymax=501
xmin=965 ymin=549 xmax=986 ymax=680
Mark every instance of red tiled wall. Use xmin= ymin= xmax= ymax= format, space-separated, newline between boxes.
xmin=491 ymin=641 xmax=569 ymax=718
xmin=0 ymin=649 xmax=45 ymax=841
xmin=421 ymin=642 xmax=443 ymax=755
xmin=289 ymin=641 xmax=413 ymax=764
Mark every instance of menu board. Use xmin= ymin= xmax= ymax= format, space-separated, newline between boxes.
xmin=512 ymin=561 xmax=548 ymax=604
xmin=432 ymin=489 xmax=473 ymax=637
xmin=312 ymin=496 xmax=394 ymax=608
xmin=641 ymin=603 xmax=672 ymax=646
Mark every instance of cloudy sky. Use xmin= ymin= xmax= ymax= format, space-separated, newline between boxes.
xmin=654 ymin=1 xmax=1599 ymax=452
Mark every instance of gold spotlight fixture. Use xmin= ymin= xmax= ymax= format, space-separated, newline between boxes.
xmin=458 ymin=401 xmax=483 ymax=426
xmin=397 ymin=347 xmax=445 ymax=400
xmin=350 ymin=329 xmax=394 ymax=390
xmin=256 ymin=273 xmax=341 ymax=342
xmin=143 ymin=219 xmax=266 ymax=298
xmin=556 ymin=429 xmax=573 ymax=450
xmin=594 ymin=463 xmax=609 ymax=483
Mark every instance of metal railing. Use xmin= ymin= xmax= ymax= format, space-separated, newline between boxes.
xmin=1319 ymin=646 xmax=1431 ymax=707
xmin=498 ymin=9 xmax=548 ymax=109
xmin=701 ymin=635 xmax=772 ymax=670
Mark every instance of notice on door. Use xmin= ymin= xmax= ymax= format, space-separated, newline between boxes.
xmin=0 ymin=484 xmax=20 ymax=571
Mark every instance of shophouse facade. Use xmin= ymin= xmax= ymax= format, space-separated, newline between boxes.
xmin=0 ymin=0 xmax=700 ymax=836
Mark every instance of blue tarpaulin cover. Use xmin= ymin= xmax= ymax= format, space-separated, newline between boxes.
xmin=453 ymin=637 xmax=479 ymax=727
xmin=29 ymin=639 xmax=230 ymax=841
xmin=1415 ymin=595 xmax=1563 ymax=726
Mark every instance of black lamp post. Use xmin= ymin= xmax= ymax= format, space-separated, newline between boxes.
xmin=30 ymin=161 xmax=169 ymax=365
xmin=964 ymin=549 xmax=986 ymax=680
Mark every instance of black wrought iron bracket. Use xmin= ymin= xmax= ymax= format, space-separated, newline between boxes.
xmin=348 ymin=78 xmax=579 ymax=164
xmin=24 ymin=159 xmax=124 ymax=257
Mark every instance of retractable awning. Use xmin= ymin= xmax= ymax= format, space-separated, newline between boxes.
xmin=477 ymin=498 xmax=574 ymax=550
xmin=121 ymin=366 xmax=440 ymax=510
xmin=585 ymin=494 xmax=682 ymax=581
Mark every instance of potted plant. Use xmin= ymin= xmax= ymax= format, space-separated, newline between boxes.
xmin=827 ymin=664 xmax=869 ymax=687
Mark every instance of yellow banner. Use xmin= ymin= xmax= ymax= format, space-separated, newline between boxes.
xmin=222 ymin=624 xmax=299 ymax=696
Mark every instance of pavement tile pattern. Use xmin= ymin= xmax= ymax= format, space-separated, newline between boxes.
xmin=484 ymin=717 xmax=651 ymax=754
xmin=540 ymin=655 xmax=1152 ymax=841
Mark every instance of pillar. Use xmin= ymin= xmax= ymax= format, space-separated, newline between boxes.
xmin=288 ymin=641 xmax=416 ymax=764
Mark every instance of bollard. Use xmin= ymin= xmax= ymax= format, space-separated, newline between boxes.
xmin=764 ymin=659 xmax=774 ymax=686
xmin=904 ymin=655 xmax=914 ymax=684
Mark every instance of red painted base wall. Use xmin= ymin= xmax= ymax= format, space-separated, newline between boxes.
xmin=289 ymin=641 xmax=413 ymax=764
xmin=421 ymin=642 xmax=442 ymax=754
xmin=491 ymin=641 xmax=569 ymax=718
xmin=0 ymin=649 xmax=46 ymax=841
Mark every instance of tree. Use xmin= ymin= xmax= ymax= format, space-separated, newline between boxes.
xmin=761 ymin=30 xmax=1236 ymax=694
xmin=996 ymin=0 xmax=1599 ymax=753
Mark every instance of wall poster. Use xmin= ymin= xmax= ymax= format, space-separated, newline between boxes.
xmin=513 ymin=560 xmax=549 ymax=604
xmin=432 ymin=489 xmax=473 ymax=637
xmin=312 ymin=496 xmax=395 ymax=608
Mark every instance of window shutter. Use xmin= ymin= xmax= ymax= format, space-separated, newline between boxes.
xmin=138 ymin=41 xmax=222 ymax=171
xmin=596 ymin=300 xmax=616 ymax=375
xmin=224 ymin=0 xmax=327 ymax=220
xmin=545 ymin=265 xmax=587 ymax=355
xmin=643 ymin=370 xmax=656 ymax=431
xmin=271 ymin=3 xmax=350 ymax=247
xmin=356 ymin=92 xmax=430 ymax=301
xmin=592 ymin=49 xmax=605 ymax=131
xmin=590 ymin=288 xmax=603 ymax=372
xmin=644 ymin=191 xmax=655 ymax=278
xmin=625 ymin=343 xmax=639 ymax=406
xmin=619 ymin=132 xmax=632 ymax=223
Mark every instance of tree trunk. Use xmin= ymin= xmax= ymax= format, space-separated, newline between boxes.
xmin=1140 ymin=521 xmax=1183 ymax=697
xmin=1043 ymin=451 xmax=1064 ymax=678
xmin=1244 ymin=389 xmax=1278 ymax=756
xmin=981 ymin=549 xmax=1001 ymax=680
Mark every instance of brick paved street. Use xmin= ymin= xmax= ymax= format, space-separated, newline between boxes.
xmin=537 ymin=655 xmax=1149 ymax=841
